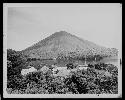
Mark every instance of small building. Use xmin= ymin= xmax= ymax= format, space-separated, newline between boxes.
xmin=52 ymin=66 xmax=68 ymax=75
xmin=78 ymin=65 xmax=88 ymax=70
xmin=52 ymin=67 xmax=59 ymax=74
xmin=21 ymin=66 xmax=37 ymax=76
xmin=51 ymin=64 xmax=58 ymax=69
xmin=70 ymin=67 xmax=79 ymax=72
xmin=53 ymin=68 xmax=70 ymax=78
xmin=39 ymin=66 xmax=50 ymax=74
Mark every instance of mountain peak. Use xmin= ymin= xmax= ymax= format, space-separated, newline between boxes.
xmin=57 ymin=30 xmax=68 ymax=34
xmin=52 ymin=31 xmax=71 ymax=36
xmin=22 ymin=31 xmax=118 ymax=59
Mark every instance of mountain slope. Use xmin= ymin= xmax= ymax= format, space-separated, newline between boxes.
xmin=21 ymin=31 xmax=118 ymax=59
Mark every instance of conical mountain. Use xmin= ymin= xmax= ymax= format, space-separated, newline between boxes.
xmin=21 ymin=31 xmax=118 ymax=59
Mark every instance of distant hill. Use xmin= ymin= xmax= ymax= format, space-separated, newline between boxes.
xmin=21 ymin=31 xmax=118 ymax=60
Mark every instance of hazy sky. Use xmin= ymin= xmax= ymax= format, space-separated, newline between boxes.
xmin=6 ymin=3 xmax=122 ymax=51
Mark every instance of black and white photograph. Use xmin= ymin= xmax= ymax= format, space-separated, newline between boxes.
xmin=3 ymin=3 xmax=122 ymax=98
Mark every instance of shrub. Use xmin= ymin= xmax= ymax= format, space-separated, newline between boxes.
xmin=88 ymin=64 xmax=94 ymax=68
xmin=66 ymin=63 xmax=74 ymax=69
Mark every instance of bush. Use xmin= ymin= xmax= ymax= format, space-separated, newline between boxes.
xmin=88 ymin=64 xmax=94 ymax=68
xmin=66 ymin=63 xmax=75 ymax=69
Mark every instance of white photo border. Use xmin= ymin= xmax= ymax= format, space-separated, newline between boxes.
xmin=3 ymin=3 xmax=122 ymax=98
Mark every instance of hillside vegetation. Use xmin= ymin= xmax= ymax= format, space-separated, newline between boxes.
xmin=21 ymin=31 xmax=118 ymax=60
xmin=7 ymin=49 xmax=118 ymax=94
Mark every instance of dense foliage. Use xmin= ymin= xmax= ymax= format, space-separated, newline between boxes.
xmin=7 ymin=49 xmax=118 ymax=94
xmin=7 ymin=65 xmax=118 ymax=94
xmin=7 ymin=49 xmax=27 ymax=89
